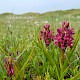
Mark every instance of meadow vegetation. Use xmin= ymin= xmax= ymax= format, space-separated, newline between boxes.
xmin=0 ymin=9 xmax=80 ymax=80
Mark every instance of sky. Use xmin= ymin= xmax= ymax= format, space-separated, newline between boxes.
xmin=0 ymin=0 xmax=80 ymax=14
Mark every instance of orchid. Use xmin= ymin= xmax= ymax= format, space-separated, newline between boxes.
xmin=4 ymin=53 xmax=14 ymax=77
xmin=40 ymin=23 xmax=54 ymax=46
xmin=54 ymin=21 xmax=75 ymax=69
xmin=54 ymin=21 xmax=75 ymax=50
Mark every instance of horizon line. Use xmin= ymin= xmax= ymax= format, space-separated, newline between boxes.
xmin=0 ymin=8 xmax=80 ymax=15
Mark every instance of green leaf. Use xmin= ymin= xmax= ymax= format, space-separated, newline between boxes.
xmin=60 ymin=30 xmax=80 ymax=80
xmin=15 ymin=49 xmax=34 ymax=80
xmin=34 ymin=40 xmax=60 ymax=79
xmin=70 ymin=72 xmax=80 ymax=80
xmin=59 ymin=59 xmax=78 ymax=80
xmin=14 ymin=48 xmax=27 ymax=72
xmin=0 ymin=61 xmax=7 ymax=78
xmin=0 ymin=73 xmax=3 ymax=80
xmin=15 ymin=48 xmax=27 ymax=60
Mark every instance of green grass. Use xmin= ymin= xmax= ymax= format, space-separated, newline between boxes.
xmin=0 ymin=9 xmax=80 ymax=80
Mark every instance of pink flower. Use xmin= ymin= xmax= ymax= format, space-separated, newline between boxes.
xmin=4 ymin=54 xmax=14 ymax=77
xmin=40 ymin=23 xmax=54 ymax=46
xmin=54 ymin=21 xmax=75 ymax=49
xmin=8 ymin=65 xmax=14 ymax=77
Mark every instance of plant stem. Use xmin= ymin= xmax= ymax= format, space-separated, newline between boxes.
xmin=60 ymin=49 xmax=65 ymax=69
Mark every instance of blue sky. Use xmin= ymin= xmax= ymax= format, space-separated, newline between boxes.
xmin=0 ymin=0 xmax=80 ymax=14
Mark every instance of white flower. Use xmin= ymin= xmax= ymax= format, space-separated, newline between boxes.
xmin=44 ymin=20 xmax=48 ymax=23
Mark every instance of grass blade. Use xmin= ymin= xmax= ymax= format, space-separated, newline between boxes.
xmin=15 ymin=49 xmax=34 ymax=80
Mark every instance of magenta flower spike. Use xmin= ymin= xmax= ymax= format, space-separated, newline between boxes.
xmin=4 ymin=53 xmax=14 ymax=77
xmin=54 ymin=21 xmax=75 ymax=69
xmin=54 ymin=21 xmax=75 ymax=50
xmin=40 ymin=23 xmax=54 ymax=46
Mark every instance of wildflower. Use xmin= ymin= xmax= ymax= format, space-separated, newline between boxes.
xmin=54 ymin=21 xmax=75 ymax=68
xmin=44 ymin=20 xmax=48 ymax=23
xmin=54 ymin=21 xmax=75 ymax=50
xmin=40 ymin=23 xmax=54 ymax=46
xmin=4 ymin=53 xmax=14 ymax=77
